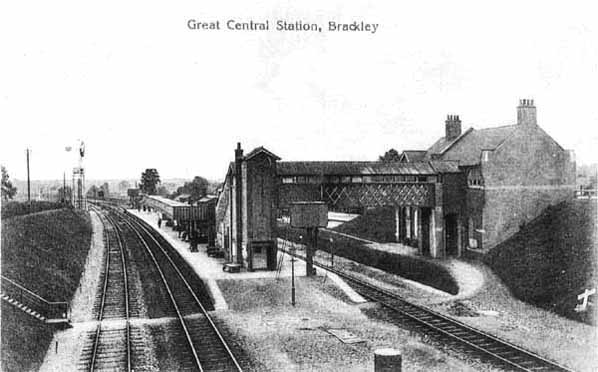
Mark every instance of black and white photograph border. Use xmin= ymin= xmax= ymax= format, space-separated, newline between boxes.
xmin=1 ymin=1 xmax=597 ymax=371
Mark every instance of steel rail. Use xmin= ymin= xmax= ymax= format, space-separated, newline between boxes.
xmin=104 ymin=212 xmax=132 ymax=372
xmin=114 ymin=210 xmax=206 ymax=372
xmin=121 ymin=209 xmax=243 ymax=372
xmin=278 ymin=243 xmax=575 ymax=372
xmin=88 ymin=206 xmax=132 ymax=372
xmin=89 ymin=208 xmax=112 ymax=372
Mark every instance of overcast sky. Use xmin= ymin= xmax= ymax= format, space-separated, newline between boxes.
xmin=1 ymin=1 xmax=597 ymax=182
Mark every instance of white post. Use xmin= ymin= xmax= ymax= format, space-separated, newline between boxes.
xmin=395 ymin=207 xmax=400 ymax=242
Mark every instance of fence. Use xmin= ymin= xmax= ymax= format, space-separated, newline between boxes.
xmin=1 ymin=276 xmax=69 ymax=321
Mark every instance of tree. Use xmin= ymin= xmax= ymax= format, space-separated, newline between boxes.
xmin=156 ymin=185 xmax=169 ymax=197
xmin=100 ymin=182 xmax=110 ymax=198
xmin=118 ymin=180 xmax=130 ymax=192
xmin=173 ymin=176 xmax=209 ymax=203
xmin=378 ymin=148 xmax=401 ymax=162
xmin=187 ymin=176 xmax=209 ymax=202
xmin=140 ymin=168 xmax=161 ymax=195
xmin=57 ymin=186 xmax=72 ymax=203
xmin=1 ymin=166 xmax=17 ymax=201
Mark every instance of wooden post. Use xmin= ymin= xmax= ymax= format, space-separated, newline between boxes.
xmin=374 ymin=348 xmax=401 ymax=372
xmin=306 ymin=228 xmax=315 ymax=276
xmin=26 ymin=148 xmax=31 ymax=208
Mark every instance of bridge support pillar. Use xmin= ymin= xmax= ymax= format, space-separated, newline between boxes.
xmin=430 ymin=206 xmax=444 ymax=258
xmin=417 ymin=207 xmax=423 ymax=254
xmin=394 ymin=207 xmax=400 ymax=242
xmin=456 ymin=217 xmax=463 ymax=257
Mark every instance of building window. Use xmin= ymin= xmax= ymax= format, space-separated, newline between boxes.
xmin=468 ymin=218 xmax=479 ymax=249
xmin=467 ymin=168 xmax=484 ymax=188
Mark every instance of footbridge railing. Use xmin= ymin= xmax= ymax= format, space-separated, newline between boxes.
xmin=0 ymin=275 xmax=70 ymax=322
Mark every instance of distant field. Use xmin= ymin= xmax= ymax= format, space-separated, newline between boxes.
xmin=485 ymin=199 xmax=598 ymax=324
xmin=1 ymin=207 xmax=92 ymax=371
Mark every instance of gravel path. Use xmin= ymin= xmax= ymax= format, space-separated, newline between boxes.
xmin=215 ymin=277 xmax=489 ymax=372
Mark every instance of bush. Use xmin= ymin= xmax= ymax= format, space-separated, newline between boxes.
xmin=278 ymin=223 xmax=459 ymax=295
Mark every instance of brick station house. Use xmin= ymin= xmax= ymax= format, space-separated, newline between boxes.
xmin=215 ymin=99 xmax=576 ymax=269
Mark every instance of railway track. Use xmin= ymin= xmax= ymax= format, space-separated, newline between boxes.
xmin=278 ymin=243 xmax=575 ymax=372
xmin=103 ymin=204 xmax=242 ymax=372
xmin=80 ymin=208 xmax=133 ymax=371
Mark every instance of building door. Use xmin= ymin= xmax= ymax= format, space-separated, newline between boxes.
xmin=420 ymin=208 xmax=431 ymax=256
xmin=445 ymin=214 xmax=458 ymax=256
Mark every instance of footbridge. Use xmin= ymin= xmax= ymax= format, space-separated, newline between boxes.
xmin=215 ymin=143 xmax=465 ymax=271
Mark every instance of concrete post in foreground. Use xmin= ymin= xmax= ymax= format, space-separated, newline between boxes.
xmin=374 ymin=348 xmax=401 ymax=372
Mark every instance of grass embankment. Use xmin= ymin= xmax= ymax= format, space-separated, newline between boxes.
xmin=1 ymin=207 xmax=92 ymax=372
xmin=332 ymin=207 xmax=397 ymax=242
xmin=485 ymin=199 xmax=598 ymax=323
xmin=1 ymin=200 xmax=64 ymax=219
xmin=278 ymin=222 xmax=459 ymax=295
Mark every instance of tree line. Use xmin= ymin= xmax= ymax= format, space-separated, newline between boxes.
xmin=139 ymin=168 xmax=219 ymax=203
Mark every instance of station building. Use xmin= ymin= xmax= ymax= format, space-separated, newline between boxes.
xmin=215 ymin=99 xmax=576 ymax=269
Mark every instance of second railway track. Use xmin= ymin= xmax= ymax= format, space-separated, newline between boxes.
xmin=278 ymin=243 xmax=575 ymax=372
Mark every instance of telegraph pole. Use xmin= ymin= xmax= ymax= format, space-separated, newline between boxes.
xmin=63 ymin=172 xmax=66 ymax=203
xmin=26 ymin=148 xmax=31 ymax=207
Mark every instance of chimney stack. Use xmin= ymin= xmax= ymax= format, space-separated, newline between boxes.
xmin=517 ymin=98 xmax=537 ymax=126
xmin=235 ymin=142 xmax=243 ymax=160
xmin=445 ymin=114 xmax=462 ymax=141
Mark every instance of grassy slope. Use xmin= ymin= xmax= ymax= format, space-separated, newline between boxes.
xmin=278 ymin=222 xmax=459 ymax=294
xmin=485 ymin=199 xmax=597 ymax=323
xmin=332 ymin=206 xmax=397 ymax=242
xmin=1 ymin=200 xmax=64 ymax=219
xmin=1 ymin=207 xmax=92 ymax=371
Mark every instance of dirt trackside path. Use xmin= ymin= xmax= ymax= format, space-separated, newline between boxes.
xmin=213 ymin=276 xmax=496 ymax=372
xmin=38 ymin=210 xmax=107 ymax=372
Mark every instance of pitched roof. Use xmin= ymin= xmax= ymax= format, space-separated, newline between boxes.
xmin=426 ymin=124 xmax=519 ymax=166
xmin=277 ymin=161 xmax=459 ymax=176
xmin=244 ymin=146 xmax=281 ymax=161
xmin=399 ymin=150 xmax=427 ymax=162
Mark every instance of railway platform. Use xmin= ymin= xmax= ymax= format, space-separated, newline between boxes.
xmin=128 ymin=209 xmax=366 ymax=310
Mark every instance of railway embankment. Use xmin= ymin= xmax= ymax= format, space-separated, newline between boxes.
xmin=1 ymin=206 xmax=92 ymax=372
xmin=278 ymin=222 xmax=460 ymax=295
xmin=485 ymin=199 xmax=597 ymax=324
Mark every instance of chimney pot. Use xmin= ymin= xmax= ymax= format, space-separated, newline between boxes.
xmin=517 ymin=98 xmax=537 ymax=126
xmin=445 ymin=114 xmax=462 ymax=141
